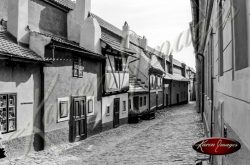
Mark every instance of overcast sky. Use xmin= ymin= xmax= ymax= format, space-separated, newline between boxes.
xmin=91 ymin=0 xmax=195 ymax=69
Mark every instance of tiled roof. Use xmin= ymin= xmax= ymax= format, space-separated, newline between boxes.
xmin=32 ymin=31 xmax=79 ymax=47
xmin=31 ymin=31 xmax=104 ymax=58
xmin=49 ymin=0 xmax=75 ymax=10
xmin=130 ymin=33 xmax=142 ymax=46
xmin=150 ymin=54 xmax=165 ymax=73
xmin=90 ymin=13 xmax=123 ymax=37
xmin=0 ymin=25 xmax=44 ymax=61
xmin=129 ymin=75 xmax=148 ymax=93
xmin=101 ymin=32 xmax=135 ymax=54
xmin=173 ymin=58 xmax=183 ymax=67
xmin=164 ymin=73 xmax=190 ymax=82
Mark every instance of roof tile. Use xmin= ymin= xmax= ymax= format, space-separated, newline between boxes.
xmin=0 ymin=26 xmax=44 ymax=61
xmin=90 ymin=13 xmax=123 ymax=37
xmin=49 ymin=0 xmax=75 ymax=10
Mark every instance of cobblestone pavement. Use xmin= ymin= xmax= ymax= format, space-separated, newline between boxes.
xmin=1 ymin=102 xmax=207 ymax=165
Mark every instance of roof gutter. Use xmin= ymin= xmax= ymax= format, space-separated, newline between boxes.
xmin=51 ymin=44 xmax=106 ymax=61
xmin=0 ymin=51 xmax=50 ymax=64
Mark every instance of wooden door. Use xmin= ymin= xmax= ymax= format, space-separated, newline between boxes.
xmin=70 ymin=96 xmax=87 ymax=142
xmin=166 ymin=94 xmax=168 ymax=106
xmin=113 ymin=98 xmax=120 ymax=128
xmin=156 ymin=94 xmax=158 ymax=109
xmin=133 ymin=96 xmax=139 ymax=111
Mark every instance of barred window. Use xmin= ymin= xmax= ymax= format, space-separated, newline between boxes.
xmin=114 ymin=57 xmax=123 ymax=71
xmin=73 ymin=56 xmax=84 ymax=78
xmin=0 ymin=94 xmax=17 ymax=134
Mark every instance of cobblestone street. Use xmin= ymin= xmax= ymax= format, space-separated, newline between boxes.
xmin=1 ymin=102 xmax=206 ymax=165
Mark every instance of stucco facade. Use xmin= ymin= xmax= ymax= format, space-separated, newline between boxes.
xmin=190 ymin=0 xmax=250 ymax=164
xmin=102 ymin=93 xmax=128 ymax=130
xmin=42 ymin=48 xmax=103 ymax=147
xmin=0 ymin=59 xmax=43 ymax=157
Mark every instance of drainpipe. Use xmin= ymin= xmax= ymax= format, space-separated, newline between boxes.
xmin=197 ymin=53 xmax=204 ymax=121
xmin=148 ymin=73 xmax=151 ymax=119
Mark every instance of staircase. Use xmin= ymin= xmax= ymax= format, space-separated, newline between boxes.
xmin=129 ymin=74 xmax=148 ymax=90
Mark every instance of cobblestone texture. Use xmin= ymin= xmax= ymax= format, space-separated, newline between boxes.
xmin=0 ymin=102 xmax=207 ymax=165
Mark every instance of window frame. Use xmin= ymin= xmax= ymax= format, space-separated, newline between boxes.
xmin=0 ymin=93 xmax=17 ymax=134
xmin=73 ymin=56 xmax=84 ymax=78
xmin=144 ymin=96 xmax=147 ymax=106
xmin=57 ymin=97 xmax=70 ymax=123
xmin=114 ymin=57 xmax=123 ymax=72
xmin=87 ymin=96 xmax=95 ymax=116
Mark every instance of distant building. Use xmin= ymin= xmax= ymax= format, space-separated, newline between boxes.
xmin=163 ymin=54 xmax=190 ymax=106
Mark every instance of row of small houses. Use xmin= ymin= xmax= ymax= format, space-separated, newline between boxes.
xmin=0 ymin=0 xmax=196 ymax=157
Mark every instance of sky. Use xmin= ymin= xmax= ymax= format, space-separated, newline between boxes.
xmin=91 ymin=0 xmax=195 ymax=69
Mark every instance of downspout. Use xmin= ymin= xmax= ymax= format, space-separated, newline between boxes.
xmin=197 ymin=53 xmax=204 ymax=121
xmin=148 ymin=73 xmax=151 ymax=119
xmin=39 ymin=64 xmax=45 ymax=150
xmin=170 ymin=80 xmax=172 ymax=106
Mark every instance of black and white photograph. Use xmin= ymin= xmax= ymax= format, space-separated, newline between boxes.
xmin=0 ymin=0 xmax=249 ymax=164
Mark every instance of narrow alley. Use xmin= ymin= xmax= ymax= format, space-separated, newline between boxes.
xmin=1 ymin=102 xmax=207 ymax=165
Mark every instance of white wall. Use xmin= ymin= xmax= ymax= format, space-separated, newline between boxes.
xmin=102 ymin=93 xmax=128 ymax=124
xmin=0 ymin=63 xmax=41 ymax=141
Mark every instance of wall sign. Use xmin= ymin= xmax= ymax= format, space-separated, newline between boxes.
xmin=193 ymin=137 xmax=241 ymax=155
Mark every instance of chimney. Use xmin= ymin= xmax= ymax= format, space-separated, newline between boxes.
xmin=7 ymin=0 xmax=29 ymax=44
xmin=140 ymin=36 xmax=148 ymax=51
xmin=182 ymin=63 xmax=187 ymax=77
xmin=80 ymin=15 xmax=101 ymax=54
xmin=169 ymin=53 xmax=173 ymax=74
xmin=122 ymin=21 xmax=130 ymax=49
xmin=68 ymin=0 xmax=91 ymax=43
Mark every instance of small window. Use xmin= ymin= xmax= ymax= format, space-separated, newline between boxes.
xmin=155 ymin=77 xmax=158 ymax=88
xmin=123 ymin=101 xmax=126 ymax=111
xmin=57 ymin=97 xmax=70 ymax=122
xmin=0 ymin=94 xmax=17 ymax=134
xmin=144 ymin=96 xmax=146 ymax=106
xmin=59 ymin=101 xmax=68 ymax=118
xmin=140 ymin=97 xmax=143 ymax=107
xmin=114 ymin=57 xmax=123 ymax=71
xmin=151 ymin=76 xmax=154 ymax=88
xmin=106 ymin=106 xmax=110 ymax=116
xmin=87 ymin=96 xmax=94 ymax=116
xmin=88 ymin=100 xmax=93 ymax=114
xmin=73 ymin=56 xmax=84 ymax=78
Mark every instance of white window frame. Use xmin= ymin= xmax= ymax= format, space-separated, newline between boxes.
xmin=87 ymin=96 xmax=95 ymax=116
xmin=57 ymin=97 xmax=70 ymax=123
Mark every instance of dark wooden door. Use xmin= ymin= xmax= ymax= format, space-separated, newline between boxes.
xmin=113 ymin=98 xmax=120 ymax=128
xmin=133 ymin=96 xmax=139 ymax=111
xmin=166 ymin=94 xmax=168 ymax=106
xmin=70 ymin=96 xmax=87 ymax=142
xmin=156 ymin=94 xmax=158 ymax=109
